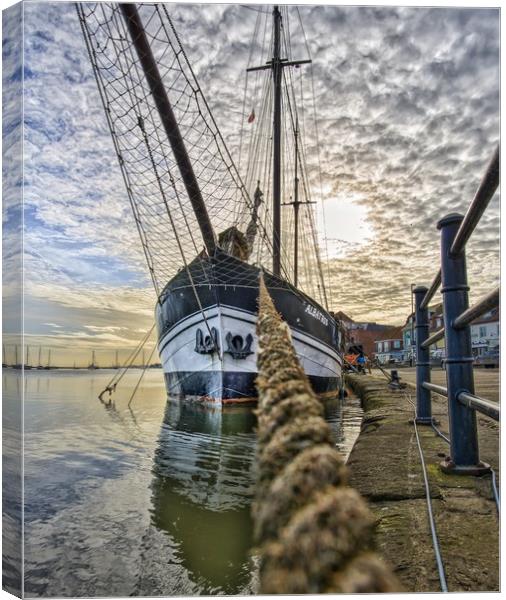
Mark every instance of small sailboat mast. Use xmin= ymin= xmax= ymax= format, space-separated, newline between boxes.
xmin=46 ymin=349 xmax=51 ymax=369
xmin=26 ymin=345 xmax=34 ymax=370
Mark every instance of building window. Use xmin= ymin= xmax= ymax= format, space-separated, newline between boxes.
xmin=394 ymin=340 xmax=401 ymax=349
xmin=479 ymin=326 xmax=487 ymax=338
xmin=377 ymin=342 xmax=383 ymax=353
xmin=436 ymin=318 xmax=442 ymax=328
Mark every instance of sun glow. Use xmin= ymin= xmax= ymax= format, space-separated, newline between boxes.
xmin=319 ymin=193 xmax=374 ymax=259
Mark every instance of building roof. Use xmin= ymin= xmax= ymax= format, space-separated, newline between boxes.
xmin=335 ymin=310 xmax=354 ymax=323
xmin=374 ymin=326 xmax=404 ymax=342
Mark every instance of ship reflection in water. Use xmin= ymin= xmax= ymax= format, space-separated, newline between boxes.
xmin=149 ymin=402 xmax=258 ymax=594
xmin=10 ymin=370 xmax=361 ymax=597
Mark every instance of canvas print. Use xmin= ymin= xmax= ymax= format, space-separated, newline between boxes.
xmin=2 ymin=1 xmax=499 ymax=597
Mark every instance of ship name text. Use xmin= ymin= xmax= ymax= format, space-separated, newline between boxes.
xmin=305 ymin=304 xmax=328 ymax=326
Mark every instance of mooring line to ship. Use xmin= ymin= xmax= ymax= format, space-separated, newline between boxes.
xmin=98 ymin=323 xmax=155 ymax=401
xmin=127 ymin=344 xmax=158 ymax=408
xmin=253 ymin=276 xmax=400 ymax=593
xmin=402 ymin=389 xmax=448 ymax=592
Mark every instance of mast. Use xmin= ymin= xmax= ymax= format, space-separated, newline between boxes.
xmin=282 ymin=118 xmax=315 ymax=287
xmin=48 ymin=349 xmax=51 ymax=368
xmin=247 ymin=6 xmax=311 ymax=277
xmin=293 ymin=120 xmax=300 ymax=287
xmin=38 ymin=346 xmax=42 ymax=368
xmin=272 ymin=6 xmax=282 ymax=276
xmin=119 ymin=3 xmax=217 ymax=256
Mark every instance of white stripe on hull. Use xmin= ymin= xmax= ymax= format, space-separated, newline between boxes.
xmin=157 ymin=305 xmax=342 ymax=382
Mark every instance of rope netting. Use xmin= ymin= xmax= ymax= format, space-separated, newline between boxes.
xmin=76 ymin=2 xmax=282 ymax=298
xmin=77 ymin=3 xmax=330 ymax=313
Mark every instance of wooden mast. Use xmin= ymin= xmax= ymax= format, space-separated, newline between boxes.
xmin=120 ymin=3 xmax=217 ymax=256
xmin=272 ymin=6 xmax=282 ymax=276
xmin=282 ymin=118 xmax=315 ymax=287
xmin=247 ymin=6 xmax=311 ymax=277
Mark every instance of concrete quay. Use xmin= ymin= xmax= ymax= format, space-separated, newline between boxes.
xmin=346 ymin=374 xmax=499 ymax=592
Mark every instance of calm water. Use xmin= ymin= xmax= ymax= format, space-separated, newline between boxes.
xmin=3 ymin=369 xmax=362 ymax=597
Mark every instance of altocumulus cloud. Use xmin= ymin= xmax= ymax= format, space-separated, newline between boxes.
xmin=6 ymin=2 xmax=499 ymax=353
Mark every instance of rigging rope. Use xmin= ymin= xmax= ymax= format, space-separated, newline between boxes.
xmin=77 ymin=2 xmax=281 ymax=297
xmin=239 ymin=5 xmax=331 ymax=307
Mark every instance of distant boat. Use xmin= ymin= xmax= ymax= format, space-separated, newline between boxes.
xmin=88 ymin=350 xmax=98 ymax=370
xmin=13 ymin=346 xmax=22 ymax=370
xmin=36 ymin=346 xmax=45 ymax=369
xmin=43 ymin=349 xmax=52 ymax=370
xmin=25 ymin=345 xmax=33 ymax=370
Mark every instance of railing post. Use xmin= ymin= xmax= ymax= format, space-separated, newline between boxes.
xmin=437 ymin=213 xmax=490 ymax=475
xmin=413 ymin=286 xmax=432 ymax=424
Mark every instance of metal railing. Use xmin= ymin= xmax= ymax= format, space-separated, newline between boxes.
xmin=412 ymin=145 xmax=499 ymax=475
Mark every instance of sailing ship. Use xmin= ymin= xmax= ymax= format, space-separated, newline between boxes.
xmin=77 ymin=3 xmax=343 ymax=403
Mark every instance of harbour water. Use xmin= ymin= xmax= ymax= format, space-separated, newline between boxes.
xmin=3 ymin=369 xmax=362 ymax=597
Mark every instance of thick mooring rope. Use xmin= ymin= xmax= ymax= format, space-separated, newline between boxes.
xmin=254 ymin=276 xmax=400 ymax=593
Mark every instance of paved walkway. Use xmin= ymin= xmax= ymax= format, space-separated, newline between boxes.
xmin=346 ymin=374 xmax=499 ymax=592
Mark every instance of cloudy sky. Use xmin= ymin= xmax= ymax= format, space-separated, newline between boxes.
xmin=2 ymin=1 xmax=500 ymax=365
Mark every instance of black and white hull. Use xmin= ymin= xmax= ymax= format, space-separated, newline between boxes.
xmin=156 ymin=250 xmax=343 ymax=404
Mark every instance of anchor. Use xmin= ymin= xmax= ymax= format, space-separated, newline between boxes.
xmin=195 ymin=327 xmax=220 ymax=354
xmin=224 ymin=332 xmax=254 ymax=359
